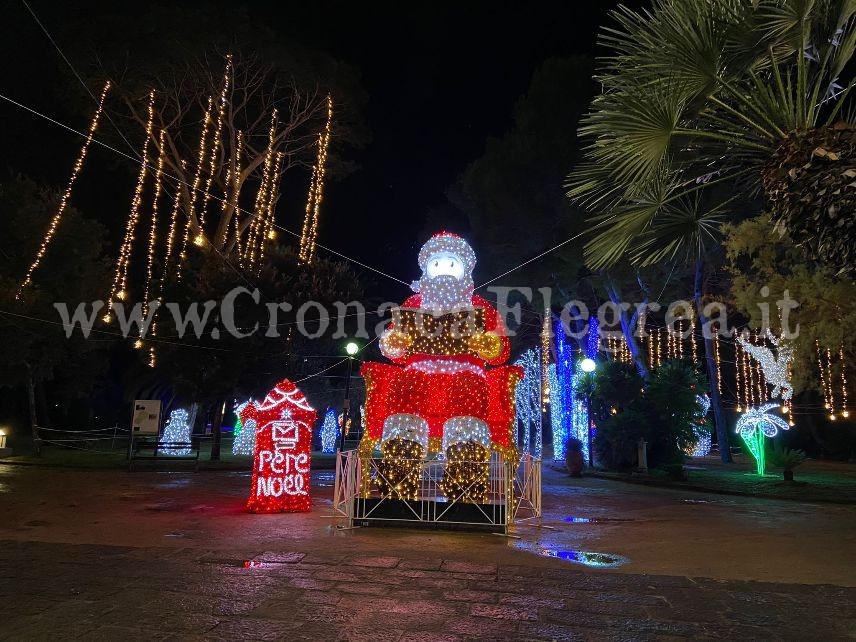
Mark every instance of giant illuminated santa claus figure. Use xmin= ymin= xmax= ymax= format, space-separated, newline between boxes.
xmin=360 ymin=232 xmax=522 ymax=502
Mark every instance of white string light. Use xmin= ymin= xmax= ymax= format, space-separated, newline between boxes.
xmin=299 ymin=94 xmax=333 ymax=264
xmin=16 ymin=82 xmax=111 ymax=300
xmin=142 ymin=128 xmax=166 ymax=323
xmin=246 ymin=110 xmax=277 ymax=270
xmin=199 ymin=54 xmax=232 ymax=236
xmin=540 ymin=313 xmax=551 ymax=411
xmin=179 ymin=96 xmax=214 ymax=274
xmin=1 ymin=91 xmax=413 ymax=290
xmin=230 ymin=131 xmax=244 ymax=261
xmin=106 ymin=90 xmax=156 ymax=321
xmin=840 ymin=346 xmax=850 ymax=418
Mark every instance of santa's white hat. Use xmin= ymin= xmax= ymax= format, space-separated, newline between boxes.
xmin=417 ymin=232 xmax=476 ymax=275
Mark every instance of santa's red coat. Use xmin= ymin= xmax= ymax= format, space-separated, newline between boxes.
xmin=361 ymin=293 xmax=522 ymax=454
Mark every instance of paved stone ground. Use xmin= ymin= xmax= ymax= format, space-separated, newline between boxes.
xmin=0 ymin=463 xmax=855 ymax=640
xmin=2 ymin=539 xmax=855 ymax=640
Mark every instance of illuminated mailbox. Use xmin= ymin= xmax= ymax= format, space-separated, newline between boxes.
xmin=240 ymin=379 xmax=317 ymax=513
xmin=271 ymin=422 xmax=298 ymax=447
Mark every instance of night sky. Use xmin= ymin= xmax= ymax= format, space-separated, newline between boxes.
xmin=269 ymin=2 xmax=644 ymax=295
xmin=1 ymin=1 xmax=646 ymax=299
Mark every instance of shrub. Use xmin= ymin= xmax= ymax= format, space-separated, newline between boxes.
xmin=644 ymin=361 xmax=706 ymax=466
xmin=565 ymin=437 xmax=583 ymax=453
xmin=590 ymin=359 xmax=709 ymax=471
xmin=587 ymin=361 xmax=643 ymax=423
xmin=593 ymin=407 xmax=647 ymax=470
xmin=768 ymin=442 xmax=807 ymax=471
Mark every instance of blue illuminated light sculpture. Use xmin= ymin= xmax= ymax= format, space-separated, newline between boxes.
xmin=552 ymin=319 xmax=573 ymax=461
xmin=514 ymin=348 xmax=542 ymax=457
xmin=550 ymin=317 xmax=597 ymax=462
xmin=320 ymin=408 xmax=339 ymax=453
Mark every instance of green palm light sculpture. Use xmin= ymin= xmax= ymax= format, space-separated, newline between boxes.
xmin=736 ymin=403 xmax=790 ymax=476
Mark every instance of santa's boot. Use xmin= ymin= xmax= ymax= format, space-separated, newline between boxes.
xmin=440 ymin=417 xmax=491 ymax=504
xmin=377 ymin=414 xmax=428 ymax=500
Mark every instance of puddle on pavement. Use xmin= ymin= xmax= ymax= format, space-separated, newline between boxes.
xmin=145 ymin=501 xmax=179 ymax=511
xmin=539 ymin=549 xmax=628 ymax=568
xmin=513 ymin=541 xmax=628 ymax=568
xmin=154 ymin=477 xmax=192 ymax=489
xmin=563 ymin=516 xmax=636 ymax=524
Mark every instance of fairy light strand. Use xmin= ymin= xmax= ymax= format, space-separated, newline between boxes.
xmin=231 ymin=130 xmax=244 ymax=262
xmin=118 ymin=91 xmax=156 ymax=298
xmin=754 ymin=332 xmax=765 ymax=404
xmin=199 ymin=54 xmax=232 ymax=237
xmin=246 ymin=110 xmax=277 ymax=270
xmin=839 ymin=346 xmax=849 ymax=418
xmin=163 ymin=159 xmax=185 ymax=270
xmin=178 ymin=96 xmax=214 ymax=277
xmin=690 ymin=313 xmax=698 ymax=363
xmin=258 ymin=151 xmax=284 ymax=270
xmin=827 ymin=347 xmax=837 ymax=420
xmin=712 ymin=331 xmax=723 ymax=406
xmin=16 ymin=81 xmax=111 ymax=300
xmin=303 ymin=93 xmax=334 ymax=263
xmin=734 ymin=334 xmax=743 ymax=412
xmin=645 ymin=333 xmax=657 ymax=370
xmin=747 ymin=334 xmax=756 ymax=407
xmin=106 ymin=89 xmax=155 ymax=320
xmin=142 ymin=128 xmax=166 ymax=323
xmin=298 ymin=94 xmax=333 ymax=264
xmin=540 ymin=312 xmax=551 ymax=411
xmin=739 ymin=334 xmax=749 ymax=408
xmin=651 ymin=328 xmax=660 ymax=368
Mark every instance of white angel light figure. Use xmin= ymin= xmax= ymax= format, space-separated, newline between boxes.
xmin=737 ymin=331 xmax=794 ymax=401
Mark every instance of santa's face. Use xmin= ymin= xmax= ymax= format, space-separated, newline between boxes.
xmin=418 ymin=259 xmax=474 ymax=310
xmin=426 ymin=252 xmax=466 ymax=279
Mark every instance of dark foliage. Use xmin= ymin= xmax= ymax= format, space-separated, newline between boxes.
xmin=591 ymin=359 xmax=707 ymax=470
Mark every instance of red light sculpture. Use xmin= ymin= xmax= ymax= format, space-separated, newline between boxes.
xmin=360 ymin=232 xmax=524 ymax=501
xmin=241 ymin=379 xmax=317 ymax=513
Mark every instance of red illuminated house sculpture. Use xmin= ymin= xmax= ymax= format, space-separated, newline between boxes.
xmin=240 ymin=379 xmax=317 ymax=513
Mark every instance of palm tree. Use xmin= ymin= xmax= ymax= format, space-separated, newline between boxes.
xmin=569 ymin=0 xmax=854 ymax=272
xmin=567 ymin=0 xmax=855 ymax=462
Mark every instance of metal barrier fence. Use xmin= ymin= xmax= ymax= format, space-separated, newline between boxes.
xmin=332 ymin=450 xmax=541 ymax=534
xmin=33 ymin=425 xmax=126 ymax=453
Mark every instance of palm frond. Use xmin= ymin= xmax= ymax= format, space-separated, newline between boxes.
xmin=568 ymin=0 xmax=856 ymax=271
xmin=628 ymin=192 xmax=730 ymax=267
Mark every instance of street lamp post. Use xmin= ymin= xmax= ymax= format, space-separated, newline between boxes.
xmin=580 ymin=358 xmax=596 ymax=467
xmin=340 ymin=341 xmax=359 ymax=451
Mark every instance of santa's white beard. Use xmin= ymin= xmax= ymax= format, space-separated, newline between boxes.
xmin=417 ymin=274 xmax=474 ymax=311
